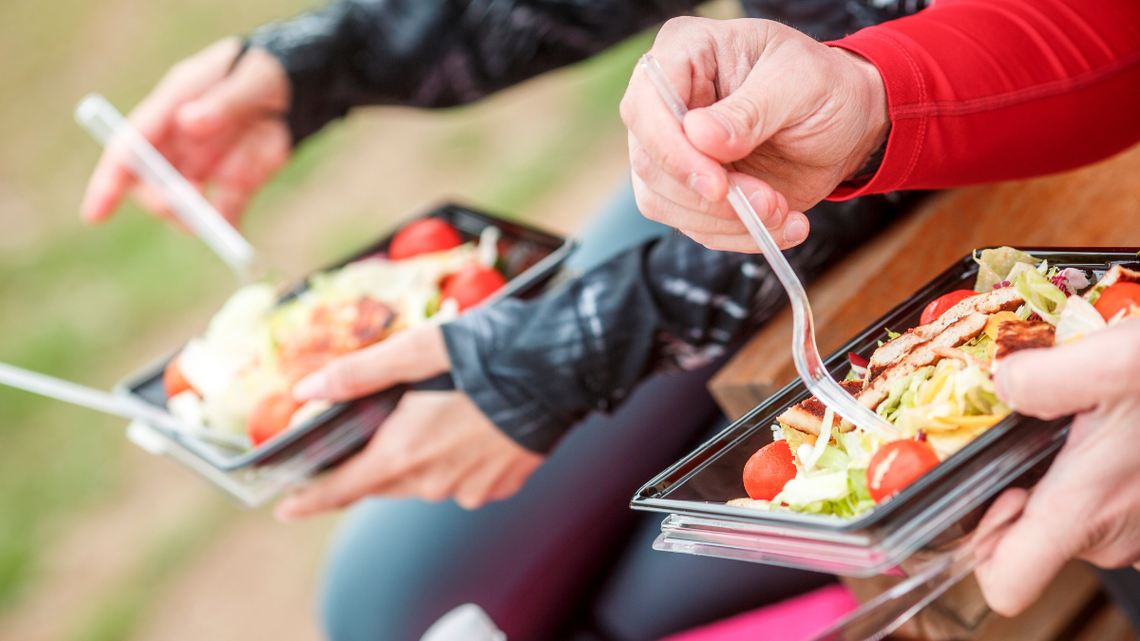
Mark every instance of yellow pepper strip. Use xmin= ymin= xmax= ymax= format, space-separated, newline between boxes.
xmin=984 ymin=311 xmax=1022 ymax=339
xmin=933 ymin=414 xmax=1005 ymax=429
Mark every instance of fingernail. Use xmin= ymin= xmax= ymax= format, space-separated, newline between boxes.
xmin=697 ymin=109 xmax=734 ymax=142
xmin=747 ymin=191 xmax=776 ymax=225
xmin=993 ymin=366 xmax=1015 ymax=410
xmin=177 ymin=103 xmax=214 ymax=130
xmin=292 ymin=373 xmax=325 ymax=401
xmin=783 ymin=216 xmax=808 ymax=245
xmin=688 ymin=173 xmax=717 ymax=201
xmin=274 ymin=499 xmax=299 ymax=523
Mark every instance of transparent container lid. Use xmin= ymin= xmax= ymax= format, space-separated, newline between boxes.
xmin=633 ymin=248 xmax=1139 ymax=576
xmin=116 ymin=202 xmax=574 ymax=507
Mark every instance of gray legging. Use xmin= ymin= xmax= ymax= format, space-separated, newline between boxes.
xmin=315 ymin=184 xmax=834 ymax=641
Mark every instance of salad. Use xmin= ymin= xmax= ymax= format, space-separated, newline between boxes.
xmin=161 ymin=217 xmax=507 ymax=448
xmin=729 ymin=247 xmax=1140 ymax=517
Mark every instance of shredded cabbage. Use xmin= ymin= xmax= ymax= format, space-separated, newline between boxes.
xmin=1054 ymin=294 xmax=1107 ymax=345
xmin=804 ymin=407 xmax=835 ymax=471
xmin=1011 ymin=263 xmax=1068 ymax=325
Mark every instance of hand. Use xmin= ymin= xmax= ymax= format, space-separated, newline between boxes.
xmin=620 ymin=17 xmax=889 ymax=252
xmin=274 ymin=326 xmax=544 ymax=520
xmin=81 ymin=38 xmax=292 ymax=226
xmin=974 ymin=320 xmax=1140 ymax=616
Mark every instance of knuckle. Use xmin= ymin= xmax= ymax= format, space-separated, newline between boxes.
xmin=325 ymin=363 xmax=358 ymax=399
xmin=455 ymin=492 xmax=484 ymax=511
xmin=419 ymin=479 xmax=451 ymax=503
xmin=658 ymin=16 xmax=698 ymax=39
xmin=629 ymin=145 xmax=654 ymax=180
xmin=619 ymin=94 xmax=636 ymax=127
xmin=718 ymin=97 xmax=765 ymax=138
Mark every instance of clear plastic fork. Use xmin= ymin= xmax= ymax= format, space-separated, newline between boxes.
xmin=638 ymin=54 xmax=898 ymax=441
xmin=75 ymin=94 xmax=257 ymax=284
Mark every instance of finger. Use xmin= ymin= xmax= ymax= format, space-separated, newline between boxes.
xmin=630 ymin=172 xmax=747 ymax=236
xmin=274 ymin=401 xmax=427 ymax=521
xmin=274 ymin=447 xmax=389 ymax=521
xmin=293 ymin=326 xmax=451 ymax=402
xmin=975 ymin=488 xmax=1079 ymax=617
xmin=209 ymin=183 xmax=253 ymax=227
xmin=629 ymin=132 xmax=740 ymax=224
xmin=621 ymin=53 xmax=729 ymax=203
xmin=486 ymin=455 xmax=543 ymax=503
xmin=630 ymin=169 xmax=791 ymax=237
xmin=681 ymin=209 xmax=809 ymax=253
xmin=683 ymin=42 xmax=817 ymax=164
xmin=80 ymin=39 xmax=242 ymax=223
xmin=177 ymin=47 xmax=289 ymax=138
xmin=207 ymin=120 xmax=292 ymax=224
xmin=995 ymin=321 xmax=1140 ymax=419
xmin=453 ymin=453 xmax=516 ymax=510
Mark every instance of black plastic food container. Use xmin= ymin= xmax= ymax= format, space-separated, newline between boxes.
xmin=115 ymin=202 xmax=574 ymax=506
xmin=631 ymin=248 xmax=1138 ymax=577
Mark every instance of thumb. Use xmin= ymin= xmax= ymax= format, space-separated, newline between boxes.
xmin=292 ymin=326 xmax=451 ymax=402
xmin=176 ymin=48 xmax=288 ymax=137
xmin=975 ymin=488 xmax=1079 ymax=616
xmin=995 ymin=320 xmax=1140 ymax=419
xmin=683 ymin=64 xmax=797 ymax=163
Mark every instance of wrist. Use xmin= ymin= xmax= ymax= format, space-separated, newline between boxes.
xmin=834 ymin=48 xmax=891 ymax=185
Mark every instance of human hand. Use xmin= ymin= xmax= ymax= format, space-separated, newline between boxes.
xmin=274 ymin=325 xmax=544 ymax=520
xmin=620 ymin=17 xmax=889 ymax=252
xmin=81 ymin=37 xmax=292 ymax=226
xmin=973 ymin=320 xmax=1140 ymax=616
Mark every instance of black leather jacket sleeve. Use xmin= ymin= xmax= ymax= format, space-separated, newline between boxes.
xmin=247 ymin=0 xmax=700 ymax=142
xmin=441 ymin=193 xmax=920 ymax=453
xmin=246 ymin=0 xmax=930 ymax=143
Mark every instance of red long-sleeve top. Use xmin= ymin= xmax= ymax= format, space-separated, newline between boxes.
xmin=826 ymin=0 xmax=1140 ymax=199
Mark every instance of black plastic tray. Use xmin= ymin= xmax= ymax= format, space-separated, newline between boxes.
xmin=115 ymin=203 xmax=574 ymax=471
xmin=633 ymin=248 xmax=1139 ymax=541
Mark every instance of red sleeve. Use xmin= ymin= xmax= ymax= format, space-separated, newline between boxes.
xmin=825 ymin=0 xmax=1140 ymax=199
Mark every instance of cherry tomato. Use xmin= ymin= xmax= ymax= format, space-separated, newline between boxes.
xmin=441 ymin=265 xmax=508 ymax=311
xmin=742 ymin=440 xmax=797 ymax=501
xmin=920 ymin=290 xmax=978 ymax=325
xmin=247 ymin=393 xmax=303 ymax=446
xmin=1094 ymin=282 xmax=1140 ymax=321
xmin=866 ymin=439 xmax=940 ymax=503
xmin=389 ymin=218 xmax=463 ymax=260
xmin=163 ymin=358 xmax=195 ymax=398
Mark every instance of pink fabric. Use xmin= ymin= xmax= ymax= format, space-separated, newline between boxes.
xmin=659 ymin=584 xmax=859 ymax=641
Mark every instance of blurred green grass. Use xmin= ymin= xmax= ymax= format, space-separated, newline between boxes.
xmin=0 ymin=0 xmax=649 ymax=633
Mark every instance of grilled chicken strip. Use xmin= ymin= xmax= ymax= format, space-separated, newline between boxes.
xmin=858 ymin=312 xmax=989 ymax=410
xmin=993 ymin=320 xmax=1055 ymax=361
xmin=776 ymin=380 xmax=864 ymax=436
xmin=867 ymin=287 xmax=1023 ymax=380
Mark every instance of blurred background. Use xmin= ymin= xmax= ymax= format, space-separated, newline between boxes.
xmin=0 ymin=0 xmax=712 ymax=638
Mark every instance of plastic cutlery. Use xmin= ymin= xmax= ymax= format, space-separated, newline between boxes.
xmin=638 ymin=54 xmax=898 ymax=441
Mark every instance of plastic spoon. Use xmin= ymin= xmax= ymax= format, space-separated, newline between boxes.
xmin=638 ymin=55 xmax=898 ymax=441
xmin=0 ymin=361 xmax=249 ymax=450
xmin=75 ymin=94 xmax=256 ymax=283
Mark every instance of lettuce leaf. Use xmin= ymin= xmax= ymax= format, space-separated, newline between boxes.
xmin=1012 ymin=265 xmax=1068 ymax=325
xmin=974 ymin=247 xmax=1040 ymax=293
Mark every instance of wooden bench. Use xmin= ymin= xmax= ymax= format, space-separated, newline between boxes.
xmin=707 ymin=143 xmax=1140 ymax=639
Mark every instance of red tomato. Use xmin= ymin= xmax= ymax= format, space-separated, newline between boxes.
xmin=920 ymin=290 xmax=977 ymax=325
xmin=743 ymin=440 xmax=797 ymax=501
xmin=247 ymin=393 xmax=303 ymax=446
xmin=1094 ymin=282 xmax=1140 ymax=321
xmin=389 ymin=218 xmax=463 ymax=260
xmin=163 ymin=358 xmax=195 ymax=398
xmin=441 ymin=265 xmax=508 ymax=311
xmin=866 ymin=440 xmax=940 ymax=503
